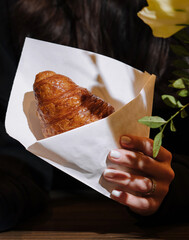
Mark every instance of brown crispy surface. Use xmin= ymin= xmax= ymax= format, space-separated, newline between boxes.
xmin=33 ymin=71 xmax=114 ymax=137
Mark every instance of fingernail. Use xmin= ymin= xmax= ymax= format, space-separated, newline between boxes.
xmin=111 ymin=190 xmax=122 ymax=198
xmin=121 ymin=136 xmax=131 ymax=145
xmin=104 ymin=169 xmax=116 ymax=178
xmin=110 ymin=150 xmax=121 ymax=159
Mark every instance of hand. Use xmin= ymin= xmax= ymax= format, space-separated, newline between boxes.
xmin=103 ymin=135 xmax=175 ymax=216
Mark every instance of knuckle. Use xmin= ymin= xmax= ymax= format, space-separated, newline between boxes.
xmin=139 ymin=199 xmax=158 ymax=215
xmin=139 ymin=199 xmax=151 ymax=210
xmin=168 ymin=168 xmax=175 ymax=182
xmin=159 ymin=147 xmax=172 ymax=162
xmin=161 ymin=164 xmax=175 ymax=182
xmin=147 ymin=198 xmax=158 ymax=213
xmin=134 ymin=178 xmax=148 ymax=193
xmin=142 ymin=138 xmax=153 ymax=155
xmin=144 ymin=178 xmax=153 ymax=192
xmin=138 ymin=155 xmax=152 ymax=172
xmin=164 ymin=165 xmax=175 ymax=182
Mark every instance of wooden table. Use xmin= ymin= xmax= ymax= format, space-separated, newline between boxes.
xmin=1 ymin=190 xmax=189 ymax=240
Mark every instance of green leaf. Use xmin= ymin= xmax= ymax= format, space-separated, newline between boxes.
xmin=170 ymin=44 xmax=189 ymax=56
xmin=170 ymin=120 xmax=176 ymax=132
xmin=153 ymin=131 xmax=163 ymax=158
xmin=181 ymin=109 xmax=188 ymax=118
xmin=162 ymin=95 xmax=177 ymax=108
xmin=138 ymin=116 xmax=167 ymax=128
xmin=169 ymin=78 xmax=185 ymax=89
xmin=177 ymin=89 xmax=189 ymax=97
xmin=183 ymin=78 xmax=189 ymax=86
xmin=161 ymin=95 xmax=183 ymax=108
xmin=172 ymin=59 xmax=189 ymax=69
xmin=177 ymin=100 xmax=184 ymax=108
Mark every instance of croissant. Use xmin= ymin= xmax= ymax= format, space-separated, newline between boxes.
xmin=33 ymin=71 xmax=115 ymax=138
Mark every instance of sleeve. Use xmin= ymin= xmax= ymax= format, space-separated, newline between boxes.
xmin=0 ymin=156 xmax=49 ymax=232
xmin=0 ymin=0 xmax=53 ymax=231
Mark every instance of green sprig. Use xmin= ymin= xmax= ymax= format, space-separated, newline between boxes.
xmin=138 ymin=28 xmax=189 ymax=158
xmin=139 ymin=103 xmax=188 ymax=158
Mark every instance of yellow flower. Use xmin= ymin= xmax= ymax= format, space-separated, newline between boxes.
xmin=137 ymin=0 xmax=189 ymax=38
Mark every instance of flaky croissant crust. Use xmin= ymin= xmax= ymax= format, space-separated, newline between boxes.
xmin=33 ymin=71 xmax=115 ymax=138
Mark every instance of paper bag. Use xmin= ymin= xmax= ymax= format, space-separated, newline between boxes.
xmin=5 ymin=38 xmax=156 ymax=197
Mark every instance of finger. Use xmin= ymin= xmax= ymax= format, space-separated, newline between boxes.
xmin=111 ymin=190 xmax=157 ymax=216
xmin=108 ymin=149 xmax=169 ymax=178
xmin=120 ymin=135 xmax=172 ymax=162
xmin=103 ymin=169 xmax=153 ymax=194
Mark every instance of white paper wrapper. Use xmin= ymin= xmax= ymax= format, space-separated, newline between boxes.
xmin=5 ymin=38 xmax=156 ymax=197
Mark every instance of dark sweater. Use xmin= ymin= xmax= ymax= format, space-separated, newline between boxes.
xmin=0 ymin=0 xmax=188 ymax=232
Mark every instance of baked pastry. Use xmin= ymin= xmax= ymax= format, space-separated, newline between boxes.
xmin=33 ymin=71 xmax=115 ymax=138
